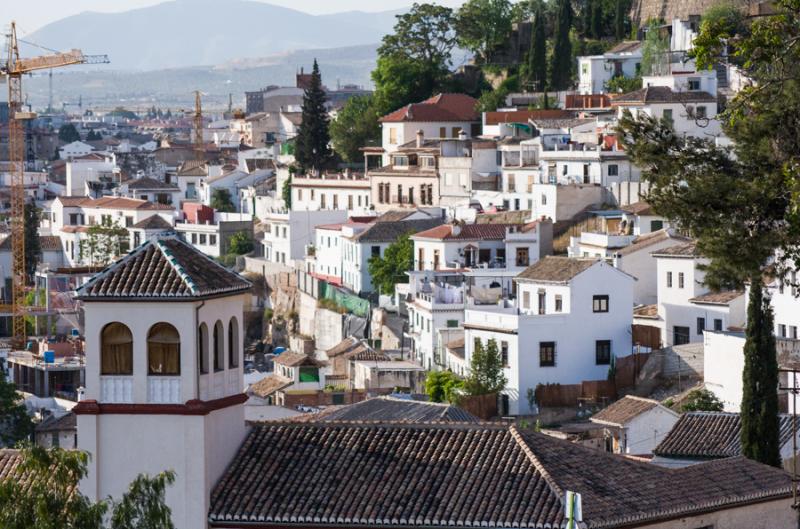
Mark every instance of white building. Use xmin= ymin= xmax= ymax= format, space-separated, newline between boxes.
xmin=262 ymin=209 xmax=348 ymax=268
xmin=65 ymin=153 xmax=118 ymax=197
xmin=200 ymin=168 xmax=274 ymax=212
xmin=578 ymin=41 xmax=643 ymax=95
xmin=73 ymin=236 xmax=252 ymax=529
xmin=175 ymin=214 xmax=253 ymax=258
xmin=307 ymin=219 xmax=374 ymax=285
xmin=59 ymin=140 xmax=94 ymax=160
xmin=589 ymin=395 xmax=679 ymax=455
xmin=464 ymin=257 xmax=634 ymax=415
xmin=122 ymin=177 xmax=181 ymax=206
xmin=340 ymin=210 xmax=444 ymax=295
xmin=378 ymin=93 xmax=481 ymax=165
xmin=612 ymin=85 xmax=721 ymax=138
xmin=635 ymin=242 xmax=746 ymax=348
xmin=291 ymin=172 xmax=372 ymax=214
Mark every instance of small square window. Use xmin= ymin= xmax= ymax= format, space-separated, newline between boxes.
xmin=714 ymin=319 xmax=724 ymax=332
xmin=555 ymin=295 xmax=563 ymax=312
xmin=592 ymin=295 xmax=609 ymax=313
xmin=539 ymin=342 xmax=556 ymax=367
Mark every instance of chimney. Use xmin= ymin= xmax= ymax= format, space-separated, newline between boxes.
xmin=458 ymin=129 xmax=467 ymax=141
xmin=416 ymin=129 xmax=424 ymax=148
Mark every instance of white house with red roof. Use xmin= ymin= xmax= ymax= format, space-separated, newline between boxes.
xmin=378 ymin=93 xmax=481 ymax=165
xmin=306 ymin=218 xmax=375 ymax=285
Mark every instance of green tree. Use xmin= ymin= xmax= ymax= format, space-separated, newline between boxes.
xmin=110 ymin=470 xmax=176 ymax=529
xmin=583 ymin=0 xmax=593 ymax=36
xmin=372 ymin=3 xmax=456 ymax=115
xmin=80 ymin=219 xmax=130 ymax=266
xmin=454 ymin=0 xmax=513 ymax=63
xmin=58 ymin=123 xmax=81 ymax=143
xmin=591 ymin=0 xmax=604 ymax=38
xmin=605 ymin=74 xmax=641 ymax=93
xmin=549 ymin=0 xmax=574 ymax=90
xmin=0 ymin=445 xmax=176 ymax=529
xmin=425 ymin=370 xmax=463 ymax=403
xmin=295 ymin=59 xmax=332 ymax=172
xmin=282 ymin=176 xmax=292 ymax=209
xmin=526 ymin=5 xmax=548 ymax=91
xmin=614 ymin=0 xmax=627 ymax=40
xmin=24 ymin=203 xmax=41 ymax=281
xmin=680 ymin=389 xmax=724 ymax=412
xmin=367 ymin=232 xmax=413 ymax=295
xmin=229 ymin=231 xmax=254 ymax=255
xmin=86 ymin=130 xmax=101 ymax=141
xmin=640 ymin=20 xmax=669 ymax=76
xmin=464 ymin=339 xmax=507 ymax=396
xmin=0 ymin=378 xmax=33 ymax=447
xmin=329 ymin=95 xmax=380 ymax=163
xmin=211 ymin=188 xmax=236 ymax=213
xmin=740 ymin=282 xmax=781 ymax=466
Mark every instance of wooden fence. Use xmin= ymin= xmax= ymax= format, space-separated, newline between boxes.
xmin=460 ymin=393 xmax=498 ymax=420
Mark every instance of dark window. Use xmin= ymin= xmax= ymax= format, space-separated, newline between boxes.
xmin=538 ymin=292 xmax=546 ymax=315
xmin=667 ymin=271 xmax=673 ymax=287
xmin=147 ymin=323 xmax=180 ymax=376
xmin=650 ymin=220 xmax=664 ymax=231
xmin=446 ymin=319 xmax=459 ymax=328
xmin=593 ymin=295 xmax=609 ymax=313
xmin=198 ymin=323 xmax=209 ymax=374
xmin=555 ymin=295 xmax=563 ymax=312
xmin=697 ymin=317 xmax=705 ymax=335
xmin=501 ymin=341 xmax=509 ymax=367
xmin=213 ymin=320 xmax=224 ymax=372
xmin=595 ymin=340 xmax=611 ymax=365
xmin=673 ymin=326 xmax=690 ymax=346
xmin=228 ymin=317 xmax=239 ymax=368
xmin=479 ymin=249 xmax=491 ymax=264
xmin=371 ymin=245 xmax=380 ymax=257
xmin=714 ymin=319 xmax=723 ymax=332
xmin=678 ymin=272 xmax=685 ymax=288
xmin=539 ymin=342 xmax=556 ymax=367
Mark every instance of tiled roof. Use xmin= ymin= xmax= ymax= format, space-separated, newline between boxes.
xmin=412 ymin=223 xmax=512 ymax=241
xmin=612 ymin=86 xmax=717 ymax=105
xmin=484 ymin=110 xmax=574 ymax=125
xmin=530 ymin=117 xmax=596 ymax=129
xmin=651 ymin=240 xmax=698 ymax=258
xmin=353 ymin=218 xmax=444 ymax=243
xmin=176 ymin=160 xmax=208 ymax=176
xmin=0 ymin=450 xmax=22 ymax=483
xmin=590 ymin=395 xmax=668 ymax=427
xmin=607 ymin=40 xmax=642 ymax=54
xmin=620 ymin=200 xmax=654 ymax=216
xmin=56 ymin=196 xmax=174 ymax=211
xmin=131 ymin=215 xmax=173 ymax=230
xmin=379 ymin=93 xmax=480 ymax=123
xmin=34 ymin=412 xmax=76 ymax=433
xmin=273 ymin=352 xmax=323 ymax=367
xmin=76 ymin=236 xmax=251 ymax=300
xmin=0 ymin=235 xmax=61 ymax=252
xmin=616 ymin=228 xmax=690 ymax=256
xmin=689 ymin=290 xmax=744 ymax=306
xmin=633 ymin=303 xmax=659 ymax=318
xmin=324 ymin=338 xmax=389 ymax=362
xmin=209 ymin=423 xmax=792 ymax=528
xmin=249 ymin=375 xmax=293 ymax=398
xmin=476 ymin=210 xmax=532 ymax=225
xmin=126 ymin=177 xmax=179 ymax=190
xmin=655 ymin=412 xmax=797 ymax=459
xmin=308 ymin=397 xmax=480 ymax=423
xmin=516 ymin=256 xmax=597 ymax=283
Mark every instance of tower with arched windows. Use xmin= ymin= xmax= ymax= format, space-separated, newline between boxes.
xmin=73 ymin=236 xmax=252 ymax=528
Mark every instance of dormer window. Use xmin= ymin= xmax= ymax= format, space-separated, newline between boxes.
xmin=393 ymin=155 xmax=409 ymax=167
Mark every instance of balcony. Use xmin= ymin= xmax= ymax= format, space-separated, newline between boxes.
xmin=578 ymin=231 xmax=634 ymax=249
xmin=147 ymin=376 xmax=181 ymax=404
xmin=100 ymin=376 xmax=133 ymax=403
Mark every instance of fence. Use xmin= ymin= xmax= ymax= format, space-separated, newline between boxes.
xmin=615 ymin=352 xmax=651 ymax=389
xmin=535 ymin=380 xmax=616 ymax=408
xmin=460 ymin=393 xmax=498 ymax=420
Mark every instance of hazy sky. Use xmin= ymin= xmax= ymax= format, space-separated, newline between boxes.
xmin=10 ymin=0 xmax=467 ymax=35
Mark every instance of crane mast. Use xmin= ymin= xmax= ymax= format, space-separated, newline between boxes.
xmin=3 ymin=21 xmax=109 ymax=346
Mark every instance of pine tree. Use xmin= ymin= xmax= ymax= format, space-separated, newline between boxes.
xmin=614 ymin=0 xmax=626 ymax=40
xmin=528 ymin=5 xmax=548 ymax=91
xmin=591 ymin=0 xmax=603 ymax=38
xmin=550 ymin=0 xmax=574 ymax=90
xmin=740 ymin=278 xmax=781 ymax=467
xmin=295 ymin=59 xmax=331 ymax=172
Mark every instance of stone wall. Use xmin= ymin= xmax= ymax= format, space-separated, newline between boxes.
xmin=629 ymin=0 xmax=753 ymax=27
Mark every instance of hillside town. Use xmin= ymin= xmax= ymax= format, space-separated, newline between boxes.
xmin=1 ymin=0 xmax=799 ymax=527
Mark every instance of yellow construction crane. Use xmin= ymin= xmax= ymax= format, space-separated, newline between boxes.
xmin=2 ymin=22 xmax=109 ymax=346
xmin=194 ymin=90 xmax=204 ymax=162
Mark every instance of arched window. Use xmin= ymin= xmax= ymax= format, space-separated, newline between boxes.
xmin=147 ymin=323 xmax=180 ymax=375
xmin=198 ymin=323 xmax=209 ymax=374
xmin=228 ymin=317 xmax=239 ymax=368
xmin=213 ymin=320 xmax=224 ymax=372
xmin=101 ymin=322 xmax=133 ymax=375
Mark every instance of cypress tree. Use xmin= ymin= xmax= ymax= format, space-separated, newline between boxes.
xmin=740 ymin=277 xmax=781 ymax=467
xmin=550 ymin=0 xmax=574 ymax=90
xmin=528 ymin=5 xmax=548 ymax=91
xmin=591 ymin=0 xmax=603 ymax=38
xmin=583 ymin=0 xmax=593 ymax=37
xmin=294 ymin=59 xmax=331 ymax=172
xmin=614 ymin=0 xmax=626 ymax=41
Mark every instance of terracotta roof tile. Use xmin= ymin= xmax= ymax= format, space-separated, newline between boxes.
xmin=126 ymin=177 xmax=179 ymax=190
xmin=379 ymin=93 xmax=480 ymax=123
xmin=273 ymin=352 xmax=323 ymax=367
xmin=633 ymin=304 xmax=658 ymax=318
xmin=353 ymin=218 xmax=444 ymax=243
xmin=34 ymin=412 xmax=76 ymax=433
xmin=651 ymin=241 xmax=698 ymax=258
xmin=484 ymin=110 xmax=574 ymax=126
xmin=655 ymin=412 xmax=797 ymax=459
xmin=516 ymin=256 xmax=598 ymax=283
xmin=132 ymin=215 xmax=173 ymax=230
xmin=612 ymin=86 xmax=717 ymax=105
xmin=76 ymin=236 xmax=251 ymax=300
xmin=616 ymin=228 xmax=690 ymax=256
xmin=412 ymin=223 xmax=525 ymax=241
xmin=620 ymin=200 xmax=654 ymax=216
xmin=209 ymin=423 xmax=792 ymax=527
xmin=689 ymin=290 xmax=744 ymax=305
xmin=590 ymin=395 xmax=669 ymax=427
xmin=250 ymin=375 xmax=293 ymax=398
xmin=303 ymin=397 xmax=480 ymax=423
xmin=56 ymin=196 xmax=174 ymax=211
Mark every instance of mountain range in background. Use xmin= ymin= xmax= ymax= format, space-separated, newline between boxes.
xmin=18 ymin=0 xmax=404 ymax=109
